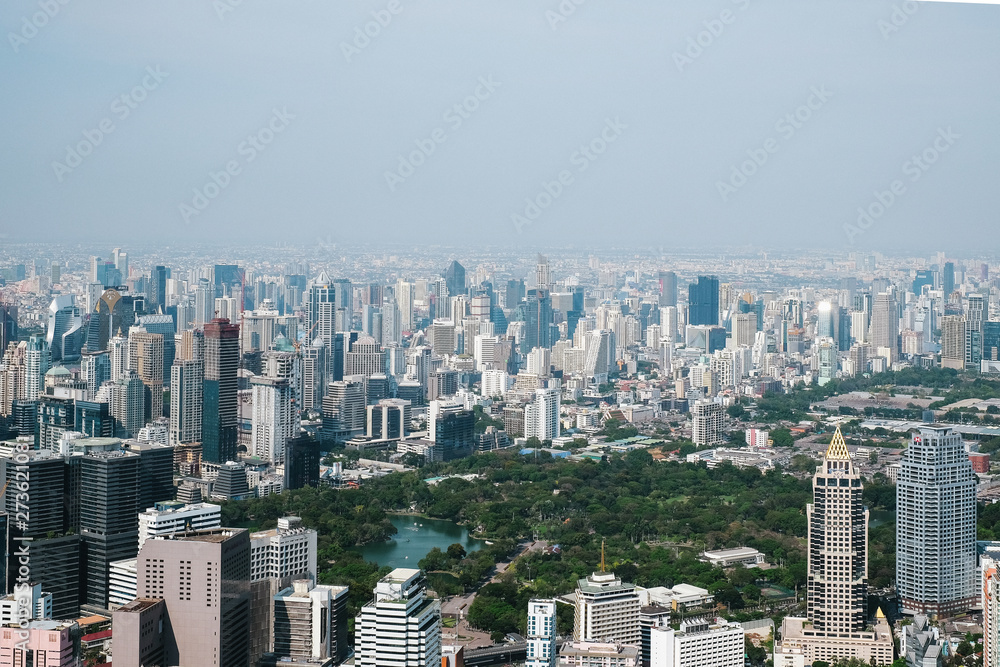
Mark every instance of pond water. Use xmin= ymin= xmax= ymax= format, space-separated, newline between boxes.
xmin=356 ymin=515 xmax=484 ymax=569
xmin=869 ymin=509 xmax=896 ymax=528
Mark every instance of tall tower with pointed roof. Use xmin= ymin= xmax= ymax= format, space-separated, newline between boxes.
xmin=806 ymin=425 xmax=868 ymax=634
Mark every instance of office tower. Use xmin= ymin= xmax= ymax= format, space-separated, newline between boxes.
xmin=428 ymin=369 xmax=459 ymax=401
xmin=80 ymin=350 xmax=110 ymax=400
xmin=474 ymin=334 xmax=500 ymax=371
xmin=25 ymin=334 xmax=50 ymax=401
xmin=525 ymin=388 xmax=560 ymax=441
xmin=250 ymin=376 xmax=297 ymax=463
xmin=300 ymin=341 xmax=326 ymax=412
xmin=214 ymin=296 xmax=238 ymax=322
xmin=74 ymin=399 xmax=113 ymax=438
xmin=966 ymin=293 xmax=986 ymax=369
xmin=284 ymin=434 xmax=320 ymax=490
xmin=126 ymin=440 xmax=175 ymax=511
xmin=109 ymin=332 xmax=129 ymax=382
xmin=0 ymin=304 xmax=17 ymax=351
xmin=89 ymin=287 xmax=144 ymax=352
xmin=897 ymin=426 xmax=977 ymax=615
xmin=0 ymin=344 xmax=27 ymax=414
xmin=428 ymin=400 xmax=475 ymax=461
xmin=574 ymin=570 xmax=641 ymax=645
xmin=214 ymin=263 xmax=242 ymax=300
xmin=846 ymin=343 xmax=870 ymax=378
xmin=657 ymin=270 xmax=677 ymax=307
xmin=944 ymin=261 xmax=956 ymax=296
xmin=37 ymin=392 xmax=75 ymax=451
xmin=691 ymin=400 xmax=724 ymax=446
xmin=817 ymin=337 xmax=837 ymax=385
xmin=131 ymin=528 xmax=251 ymax=667
xmin=816 ymin=301 xmax=835 ymax=339
xmin=322 ymin=379 xmax=366 ymax=441
xmin=526 ymin=346 xmax=551 ymax=376
xmin=650 ymin=619 xmax=744 ymax=667
xmin=331 ymin=277 xmax=352 ymax=330
xmin=913 ymin=269 xmax=935 ymax=295
xmin=241 ymin=299 xmax=279 ymax=353
xmin=520 ymin=289 xmax=554 ymax=354
xmin=80 ymin=451 xmax=140 ymax=608
xmin=688 ymin=276 xmax=720 ymax=326
xmin=733 ymin=312 xmax=757 ymax=347
xmin=773 ymin=427 xmax=894 ymax=666
xmin=0 ymin=620 xmax=80 ymax=666
xmin=535 ymin=254 xmax=552 ymax=291
xmin=170 ymin=358 xmax=203 ymax=445
xmin=45 ymin=295 xmax=83 ymax=363
xmin=986 ymin=321 xmax=1000 ymax=363
xmin=269 ymin=579 xmax=350 ymax=666
xmin=346 ymin=335 xmax=386 ymax=376
xmin=203 ymin=318 xmax=239 ymax=463
xmin=443 ymin=260 xmax=466 ymax=297
xmin=250 ymin=516 xmax=317 ymax=583
xmin=129 ymin=327 xmax=164 ymax=421
xmin=355 ymin=568 xmax=441 ymax=667
xmin=367 ymin=399 xmax=411 ymax=440
xmin=505 ymin=278 xmax=526 ymax=309
xmin=869 ymin=290 xmax=899 ymax=362
xmin=177 ymin=328 xmax=205 ymax=362
xmin=194 ymin=278 xmax=214 ymax=327
xmin=428 ymin=320 xmax=456 ymax=356
xmin=526 ymin=599 xmax=557 ymax=667
xmin=583 ymin=329 xmax=614 ymax=383
xmin=660 ymin=306 xmax=678 ymax=342
xmin=150 ymin=265 xmax=168 ymax=312
xmin=105 ymin=370 xmax=145 ymax=437
xmin=941 ymin=315 xmax=967 ymax=369
xmin=136 ymin=313 xmax=176 ymax=385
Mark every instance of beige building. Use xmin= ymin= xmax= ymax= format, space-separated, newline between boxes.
xmin=574 ymin=571 xmax=641 ymax=646
xmin=558 ymin=641 xmax=638 ymax=667
xmin=117 ymin=528 xmax=252 ymax=667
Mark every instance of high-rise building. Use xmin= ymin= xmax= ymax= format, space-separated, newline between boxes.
xmin=129 ymin=326 xmax=164 ymax=421
xmin=138 ymin=501 xmax=222 ymax=548
xmin=170 ymin=358 xmax=203 ymax=445
xmin=773 ymin=427 xmax=895 ymax=666
xmin=269 ymin=579 xmax=350 ymax=666
xmin=573 ymin=570 xmax=641 ymax=646
xmin=130 ymin=528 xmax=251 ymax=667
xmin=0 ymin=304 xmax=17 ymax=351
xmin=203 ymin=318 xmax=239 ymax=463
xmin=897 ymin=426 xmax=977 ymax=615
xmin=89 ymin=287 xmax=145 ymax=352
xmin=428 ymin=400 xmax=475 ymax=461
xmin=81 ymin=350 xmax=110 ymax=400
xmin=691 ymin=400 xmax=724 ymax=446
xmin=250 ymin=376 xmax=298 ymax=463
xmin=355 ymin=568 xmax=441 ymax=667
xmin=688 ymin=276 xmax=719 ymax=327
xmin=984 ymin=548 xmax=1000 ymax=667
xmin=870 ymin=290 xmax=899 ymax=363
xmin=536 ymin=254 xmax=552 ymax=292
xmin=526 ymin=599 xmax=557 ymax=667
xmin=284 ymin=433 xmax=320 ymax=490
xmin=525 ymin=388 xmax=560 ymax=441
xmin=45 ymin=295 xmax=83 ymax=363
xmin=943 ymin=261 xmax=956 ymax=297
xmin=520 ymin=289 xmax=554 ymax=354
xmin=966 ymin=294 xmax=986 ymax=369
xmin=25 ymin=333 xmax=50 ymax=401
xmin=941 ymin=315 xmax=967 ymax=370
xmin=150 ymin=265 xmax=168 ymax=312
xmin=250 ymin=516 xmax=317 ymax=583
xmin=658 ymin=271 xmax=677 ymax=307
xmin=443 ymin=260 xmax=466 ymax=297
xmin=346 ymin=335 xmax=386 ymax=376
xmin=136 ymin=313 xmax=176 ymax=385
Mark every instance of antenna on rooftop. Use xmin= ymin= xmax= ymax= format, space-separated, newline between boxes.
xmin=600 ymin=538 xmax=606 ymax=573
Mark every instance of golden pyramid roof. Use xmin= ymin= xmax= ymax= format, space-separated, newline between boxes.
xmin=825 ymin=425 xmax=851 ymax=461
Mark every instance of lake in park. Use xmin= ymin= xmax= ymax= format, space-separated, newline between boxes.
xmin=356 ymin=515 xmax=484 ymax=569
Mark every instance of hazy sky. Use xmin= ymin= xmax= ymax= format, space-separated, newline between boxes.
xmin=1 ymin=0 xmax=998 ymax=252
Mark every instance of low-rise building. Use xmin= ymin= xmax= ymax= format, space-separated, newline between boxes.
xmin=558 ymin=641 xmax=639 ymax=667
xmin=699 ymin=547 xmax=765 ymax=568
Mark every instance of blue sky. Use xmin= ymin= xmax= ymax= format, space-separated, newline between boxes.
xmin=1 ymin=0 xmax=998 ymax=251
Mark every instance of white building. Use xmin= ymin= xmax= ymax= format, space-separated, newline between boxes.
xmin=526 ymin=599 xmax=557 ymax=667
xmin=250 ymin=516 xmax=318 ymax=583
xmin=272 ymin=579 xmax=350 ymax=665
xmin=355 ymin=568 xmax=441 ymax=667
xmin=137 ymin=501 xmax=222 ymax=549
xmin=558 ymin=641 xmax=638 ymax=667
xmin=475 ymin=335 xmax=500 ymax=371
xmin=108 ymin=558 xmax=138 ymax=610
xmin=649 ymin=618 xmax=744 ymax=667
xmin=169 ymin=359 xmax=203 ymax=445
xmin=251 ymin=376 xmax=298 ymax=463
xmin=691 ymin=400 xmax=724 ymax=447
xmin=0 ymin=584 xmax=52 ymax=625
xmin=574 ymin=571 xmax=641 ymax=646
xmin=525 ymin=388 xmax=561 ymax=442
xmin=481 ymin=370 xmax=510 ymax=399
xmin=897 ymin=426 xmax=978 ymax=615
xmin=699 ymin=547 xmax=765 ymax=568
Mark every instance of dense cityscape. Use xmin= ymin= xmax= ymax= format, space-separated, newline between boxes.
xmin=0 ymin=243 xmax=997 ymax=667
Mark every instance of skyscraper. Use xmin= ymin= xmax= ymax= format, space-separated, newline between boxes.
xmin=443 ymin=260 xmax=466 ymax=297
xmin=89 ymin=287 xmax=144 ymax=352
xmin=149 ymin=265 xmax=168 ymax=312
xmin=170 ymin=359 xmax=203 ymax=445
xmin=897 ymin=426 xmax=977 ymax=615
xmin=202 ymin=318 xmax=239 ymax=463
xmin=688 ymin=276 xmax=719 ymax=326
xmin=250 ymin=376 xmax=297 ymax=463
xmin=773 ymin=427 xmax=894 ymax=665
xmin=966 ymin=293 xmax=986 ymax=369
xmin=869 ymin=290 xmax=898 ymax=362
xmin=941 ymin=315 xmax=967 ymax=370
xmin=944 ymin=261 xmax=956 ymax=296
xmin=574 ymin=570 xmax=641 ymax=646
xmin=270 ymin=580 xmax=350 ymax=666
xmin=355 ymin=568 xmax=441 ymax=667
xmin=0 ymin=304 xmax=17 ymax=352
xmin=25 ymin=334 xmax=50 ymax=401
xmin=658 ymin=270 xmax=677 ymax=307
xmin=45 ymin=295 xmax=83 ymax=363
xmin=129 ymin=326 xmax=164 ymax=421
xmin=536 ymin=254 xmax=551 ymax=292
xmin=524 ymin=388 xmax=560 ymax=441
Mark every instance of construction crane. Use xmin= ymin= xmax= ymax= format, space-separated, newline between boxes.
xmin=0 ymin=478 xmax=10 ymax=501
xmin=293 ymin=320 xmax=320 ymax=354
